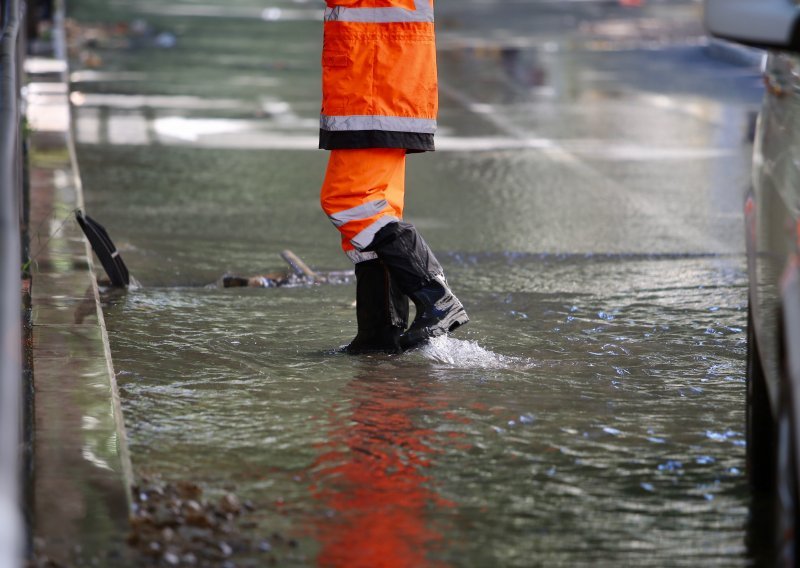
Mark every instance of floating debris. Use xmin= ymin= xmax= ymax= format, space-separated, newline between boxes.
xmin=219 ymin=250 xmax=353 ymax=288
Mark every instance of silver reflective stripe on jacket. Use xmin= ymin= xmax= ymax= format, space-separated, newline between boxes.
xmin=351 ymin=215 xmax=399 ymax=250
xmin=325 ymin=0 xmax=433 ymax=23
xmin=321 ymin=114 xmax=437 ymax=134
xmin=346 ymin=249 xmax=379 ymax=264
xmin=328 ymin=199 xmax=389 ymax=228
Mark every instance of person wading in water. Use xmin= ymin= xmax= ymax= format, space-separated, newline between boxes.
xmin=318 ymin=0 xmax=469 ymax=354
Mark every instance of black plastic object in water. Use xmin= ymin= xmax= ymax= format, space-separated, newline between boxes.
xmin=75 ymin=210 xmax=130 ymax=287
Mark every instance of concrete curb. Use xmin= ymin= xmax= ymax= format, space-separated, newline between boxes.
xmin=25 ymin=0 xmax=133 ymax=565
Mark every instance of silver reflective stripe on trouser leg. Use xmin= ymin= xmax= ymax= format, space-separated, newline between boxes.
xmin=351 ymin=215 xmax=399 ymax=251
xmin=325 ymin=0 xmax=433 ymax=23
xmin=346 ymin=250 xmax=379 ymax=264
xmin=328 ymin=199 xmax=389 ymax=228
xmin=320 ymin=115 xmax=437 ymax=134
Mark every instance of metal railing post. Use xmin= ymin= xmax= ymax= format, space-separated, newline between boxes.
xmin=0 ymin=0 xmax=25 ymax=565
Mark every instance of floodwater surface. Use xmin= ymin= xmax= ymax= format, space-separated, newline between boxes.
xmin=101 ymin=254 xmax=747 ymax=566
xmin=65 ymin=0 xmax=761 ymax=565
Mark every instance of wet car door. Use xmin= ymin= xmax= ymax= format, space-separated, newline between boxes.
xmin=750 ymin=51 xmax=800 ymax=410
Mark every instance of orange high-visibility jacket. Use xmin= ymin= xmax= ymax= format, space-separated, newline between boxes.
xmin=320 ymin=0 xmax=437 ymax=152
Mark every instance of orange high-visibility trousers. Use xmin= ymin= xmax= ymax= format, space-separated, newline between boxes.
xmin=321 ymin=148 xmax=406 ymax=264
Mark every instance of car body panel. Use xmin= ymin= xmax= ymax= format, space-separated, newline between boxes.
xmin=750 ymin=51 xmax=800 ymax=434
xmin=780 ymin=256 xmax=800 ymax=489
xmin=705 ymin=0 xmax=799 ymax=48
xmin=706 ymin=0 xmax=800 ymax=548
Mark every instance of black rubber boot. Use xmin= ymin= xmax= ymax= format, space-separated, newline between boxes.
xmin=344 ymin=259 xmax=409 ymax=355
xmin=400 ymin=273 xmax=469 ymax=350
xmin=364 ymin=221 xmax=469 ymax=350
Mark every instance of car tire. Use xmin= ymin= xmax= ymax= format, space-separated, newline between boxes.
xmin=748 ymin=304 xmax=775 ymax=492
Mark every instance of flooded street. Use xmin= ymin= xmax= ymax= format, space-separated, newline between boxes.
xmin=68 ymin=0 xmax=761 ymax=564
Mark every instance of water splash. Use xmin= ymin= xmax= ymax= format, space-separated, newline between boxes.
xmin=419 ymin=335 xmax=532 ymax=369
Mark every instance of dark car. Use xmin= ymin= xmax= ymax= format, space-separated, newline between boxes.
xmin=706 ymin=0 xmax=800 ymax=563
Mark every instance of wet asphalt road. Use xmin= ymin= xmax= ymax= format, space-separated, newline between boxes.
xmin=70 ymin=0 xmax=761 ymax=268
xmin=64 ymin=0 xmax=766 ymax=565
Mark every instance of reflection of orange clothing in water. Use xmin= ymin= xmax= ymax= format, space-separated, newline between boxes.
xmin=312 ymin=381 xmax=452 ymax=568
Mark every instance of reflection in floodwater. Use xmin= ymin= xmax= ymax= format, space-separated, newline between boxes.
xmin=311 ymin=369 xmax=453 ymax=568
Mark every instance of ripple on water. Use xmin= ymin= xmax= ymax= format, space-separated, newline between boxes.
xmin=103 ymin=250 xmax=748 ymax=566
